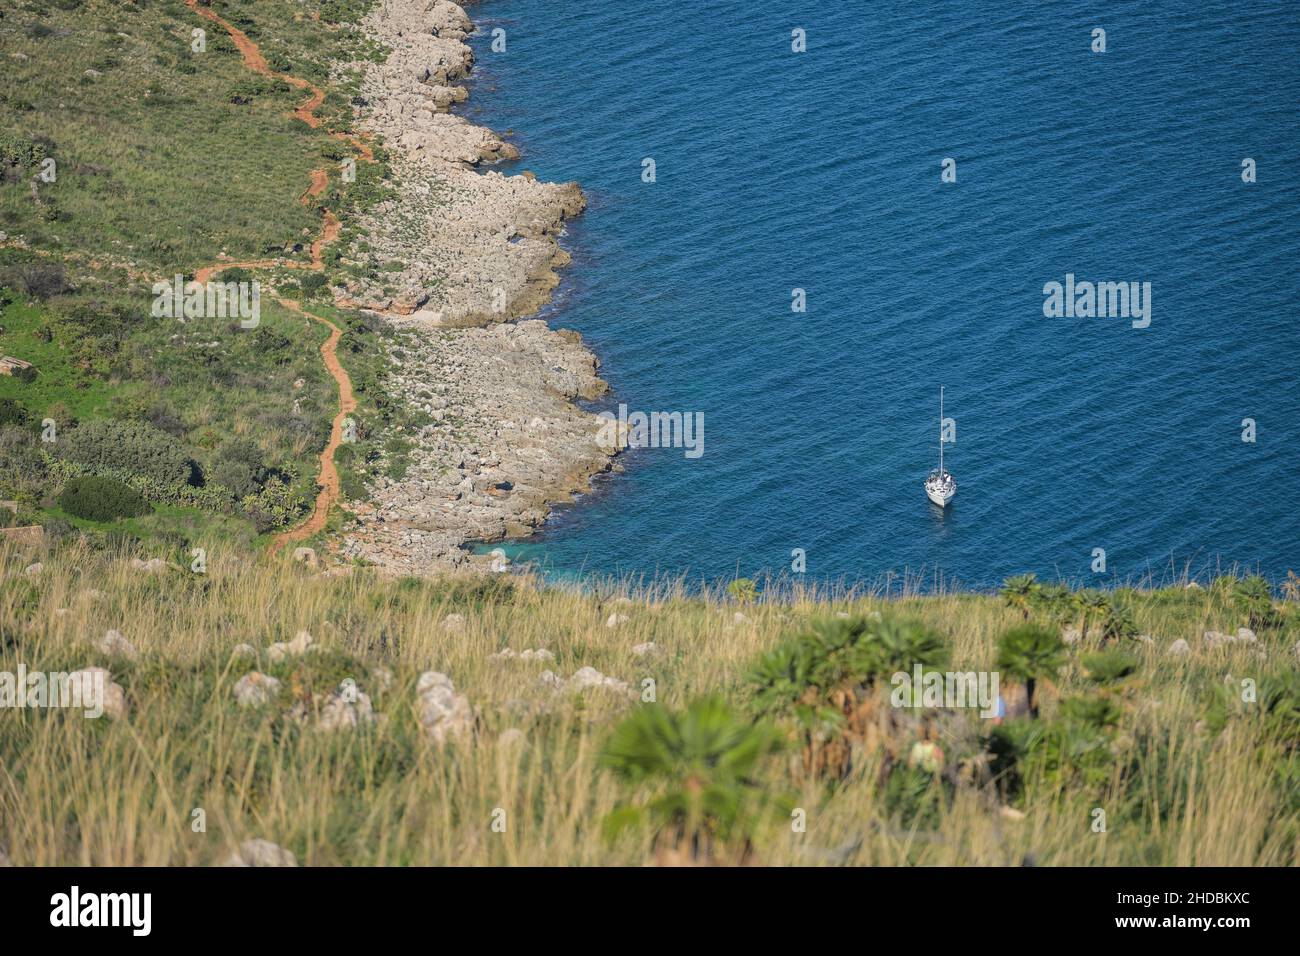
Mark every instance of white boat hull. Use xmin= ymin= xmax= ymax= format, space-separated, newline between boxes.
xmin=926 ymin=485 xmax=955 ymax=507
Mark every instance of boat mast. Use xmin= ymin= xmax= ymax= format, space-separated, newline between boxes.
xmin=938 ymin=386 xmax=944 ymax=474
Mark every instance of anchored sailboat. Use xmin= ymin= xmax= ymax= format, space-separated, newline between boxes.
xmin=925 ymin=386 xmax=957 ymax=507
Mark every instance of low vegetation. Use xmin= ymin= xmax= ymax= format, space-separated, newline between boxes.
xmin=0 ymin=548 xmax=1295 ymax=866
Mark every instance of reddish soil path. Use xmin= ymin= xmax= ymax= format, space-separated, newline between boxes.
xmin=186 ymin=0 xmax=324 ymax=127
xmin=184 ymin=0 xmax=369 ymax=555
xmin=270 ymin=299 xmax=356 ymax=550
xmin=300 ymin=168 xmax=329 ymax=205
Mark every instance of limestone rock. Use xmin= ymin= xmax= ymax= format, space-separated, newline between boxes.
xmin=233 ymin=672 xmax=281 ymax=707
xmin=490 ymin=647 xmax=554 ymax=663
xmin=416 ymin=671 xmax=474 ymax=743
xmin=540 ymin=666 xmax=630 ymax=696
xmin=70 ymin=666 xmax=127 ymax=719
xmin=223 ymin=839 xmax=297 ymax=867
xmin=268 ymin=630 xmax=314 ymax=662
xmin=130 ymin=557 xmax=175 ymax=574
xmin=94 ymin=629 xmax=137 ymax=660
xmin=332 ymin=0 xmax=615 ymax=577
xmin=311 ymin=689 xmax=377 ymax=731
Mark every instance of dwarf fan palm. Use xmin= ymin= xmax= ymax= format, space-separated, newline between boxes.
xmin=995 ymin=624 xmax=1066 ymax=718
xmin=1074 ymin=589 xmax=1110 ymax=642
xmin=1000 ymin=574 xmax=1040 ymax=620
xmin=600 ymin=697 xmax=783 ymax=864
xmin=1235 ymin=575 xmax=1278 ymax=630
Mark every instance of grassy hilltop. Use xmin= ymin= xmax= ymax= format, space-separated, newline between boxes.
xmin=0 ymin=1 xmax=1295 ymax=868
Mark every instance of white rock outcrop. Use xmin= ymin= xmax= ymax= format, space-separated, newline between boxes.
xmin=223 ymin=839 xmax=298 ymax=867
xmin=71 ymin=666 xmax=127 ymax=719
xmin=267 ymin=630 xmax=314 ymax=662
xmin=416 ymin=671 xmax=474 ymax=743
xmin=233 ymin=672 xmax=281 ymax=707
xmin=539 ymin=666 xmax=631 ymax=697
xmin=332 ymin=0 xmax=619 ymax=575
xmin=94 ymin=629 xmax=137 ymax=660
xmin=490 ymin=647 xmax=555 ymax=663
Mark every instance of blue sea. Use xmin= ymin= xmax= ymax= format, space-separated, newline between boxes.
xmin=463 ymin=0 xmax=1300 ymax=590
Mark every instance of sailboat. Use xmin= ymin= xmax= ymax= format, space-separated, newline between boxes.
xmin=924 ymin=386 xmax=957 ymax=507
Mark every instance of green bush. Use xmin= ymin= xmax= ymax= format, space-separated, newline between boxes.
xmin=61 ymin=419 xmax=197 ymax=487
xmin=0 ymin=425 xmax=48 ymax=498
xmin=0 ymin=132 xmax=46 ymax=170
xmin=0 ymin=399 xmax=28 ymax=427
xmin=58 ymin=475 xmax=152 ymax=522
xmin=210 ymin=436 xmax=267 ymax=499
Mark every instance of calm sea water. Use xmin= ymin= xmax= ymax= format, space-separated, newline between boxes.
xmin=462 ymin=0 xmax=1300 ymax=590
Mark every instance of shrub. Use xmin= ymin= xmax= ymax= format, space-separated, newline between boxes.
xmin=1081 ymin=648 xmax=1138 ymax=684
xmin=240 ymin=476 xmax=306 ymax=533
xmin=211 ymin=436 xmax=267 ymax=499
xmin=58 ymin=475 xmax=152 ymax=521
xmin=1236 ymin=575 xmax=1280 ymax=630
xmin=0 ymin=132 xmax=46 ymax=170
xmin=727 ymin=577 xmax=757 ymax=604
xmin=61 ymin=419 xmax=197 ymax=487
xmin=0 ymin=424 xmax=48 ymax=497
xmin=0 ymin=399 xmax=28 ymax=427
xmin=11 ymin=262 xmax=71 ymax=300
xmin=299 ymin=272 xmax=328 ymax=295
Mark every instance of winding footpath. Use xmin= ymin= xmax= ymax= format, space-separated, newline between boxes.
xmin=183 ymin=0 xmax=366 ymax=554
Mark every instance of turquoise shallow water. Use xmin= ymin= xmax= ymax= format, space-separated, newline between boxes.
xmin=462 ymin=0 xmax=1300 ymax=589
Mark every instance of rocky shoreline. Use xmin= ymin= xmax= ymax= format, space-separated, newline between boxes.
xmin=337 ymin=0 xmax=620 ymax=574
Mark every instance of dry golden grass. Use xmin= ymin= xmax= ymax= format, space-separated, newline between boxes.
xmin=0 ymin=539 xmax=1295 ymax=866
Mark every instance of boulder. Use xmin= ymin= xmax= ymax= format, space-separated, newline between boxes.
xmin=267 ymin=630 xmax=314 ymax=662
xmin=223 ymin=839 xmax=297 ymax=867
xmin=130 ymin=557 xmax=175 ymax=574
xmin=94 ymin=629 xmax=137 ymax=660
xmin=311 ymin=689 xmax=377 ymax=731
xmin=233 ymin=672 xmax=281 ymax=707
xmin=416 ymin=671 xmax=474 ymax=743
xmin=70 ymin=667 xmax=127 ymax=719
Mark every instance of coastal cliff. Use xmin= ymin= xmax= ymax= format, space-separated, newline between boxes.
xmin=337 ymin=0 xmax=620 ymax=573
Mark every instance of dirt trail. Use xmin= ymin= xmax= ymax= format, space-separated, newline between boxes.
xmin=184 ymin=0 xmax=368 ymax=555
xmin=270 ymin=299 xmax=356 ymax=550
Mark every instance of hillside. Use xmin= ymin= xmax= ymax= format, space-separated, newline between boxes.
xmin=1 ymin=550 xmax=1296 ymax=865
